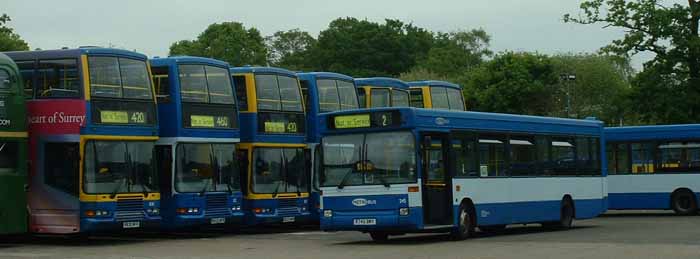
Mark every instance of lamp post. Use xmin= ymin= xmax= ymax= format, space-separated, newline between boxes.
xmin=560 ymin=74 xmax=576 ymax=118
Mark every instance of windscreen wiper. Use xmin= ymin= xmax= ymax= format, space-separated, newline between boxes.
xmin=271 ymin=181 xmax=282 ymax=198
xmin=336 ymin=168 xmax=355 ymax=189
xmin=110 ymin=177 xmax=127 ymax=199
xmin=200 ymin=179 xmax=211 ymax=196
xmin=376 ymin=174 xmax=390 ymax=188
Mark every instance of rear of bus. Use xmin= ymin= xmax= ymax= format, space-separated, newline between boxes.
xmin=231 ymin=67 xmax=312 ymax=225
xmin=7 ymin=48 xmax=161 ymax=233
xmin=318 ymin=108 xmax=423 ymax=232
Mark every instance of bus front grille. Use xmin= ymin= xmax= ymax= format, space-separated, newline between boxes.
xmin=277 ymin=198 xmax=299 ymax=216
xmin=206 ymin=194 xmax=229 ymax=217
xmin=115 ymin=198 xmax=145 ymax=222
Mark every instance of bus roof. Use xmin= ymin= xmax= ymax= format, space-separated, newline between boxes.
xmin=323 ymin=107 xmax=603 ymax=136
xmin=297 ymin=72 xmax=354 ymax=82
xmin=150 ymin=56 xmax=230 ymax=67
xmin=3 ymin=47 xmax=148 ymax=61
xmin=605 ymin=124 xmax=700 ymax=141
xmin=0 ymin=53 xmax=16 ymax=67
xmin=407 ymin=80 xmax=461 ymax=90
xmin=355 ymin=77 xmax=409 ymax=90
xmin=230 ymin=66 xmax=297 ymax=77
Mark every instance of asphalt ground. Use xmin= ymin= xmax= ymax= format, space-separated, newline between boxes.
xmin=1 ymin=211 xmax=699 ymax=259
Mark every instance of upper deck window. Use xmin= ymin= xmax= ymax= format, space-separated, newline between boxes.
xmin=430 ymin=87 xmax=450 ymax=110
xmin=370 ymin=88 xmax=390 ymax=108
xmin=391 ymin=89 xmax=409 ymax=107
xmin=409 ymin=88 xmax=424 ymax=108
xmin=178 ymin=65 xmax=235 ymax=105
xmin=446 ymin=87 xmax=465 ymax=110
xmin=89 ymin=56 xmax=153 ymax=100
xmin=37 ymin=59 xmax=80 ymax=99
xmin=317 ymin=79 xmax=359 ymax=113
xmin=255 ymin=74 xmax=303 ymax=112
xmin=0 ymin=69 xmax=11 ymax=89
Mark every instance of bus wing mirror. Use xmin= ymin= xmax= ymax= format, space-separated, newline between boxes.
xmin=423 ymin=136 xmax=432 ymax=149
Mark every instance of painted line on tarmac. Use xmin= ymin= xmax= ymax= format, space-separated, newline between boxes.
xmin=0 ymin=252 xmax=53 ymax=257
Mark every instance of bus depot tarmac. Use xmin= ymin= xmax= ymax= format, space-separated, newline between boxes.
xmin=1 ymin=211 xmax=698 ymax=259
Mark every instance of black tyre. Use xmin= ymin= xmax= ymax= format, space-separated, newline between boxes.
xmin=450 ymin=203 xmax=474 ymax=240
xmin=369 ymin=232 xmax=388 ymax=242
xmin=671 ymin=189 xmax=698 ymax=215
xmin=544 ymin=198 xmax=574 ymax=230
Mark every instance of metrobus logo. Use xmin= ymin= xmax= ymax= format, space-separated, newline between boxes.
xmin=0 ymin=119 xmax=9 ymax=126
xmin=352 ymin=198 xmax=377 ymax=207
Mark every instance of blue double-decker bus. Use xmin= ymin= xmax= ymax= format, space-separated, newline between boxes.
xmin=318 ymin=108 xmax=607 ymax=241
xmin=407 ymin=80 xmax=465 ymax=110
xmin=6 ymin=48 xmax=161 ymax=234
xmin=150 ymin=56 xmax=243 ymax=229
xmin=230 ymin=66 xmax=311 ymax=225
xmin=355 ymin=78 xmax=410 ymax=108
xmin=298 ymin=72 xmax=360 ymax=220
xmin=606 ymin=124 xmax=700 ymax=215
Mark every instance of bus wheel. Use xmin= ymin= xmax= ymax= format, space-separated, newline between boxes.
xmin=450 ymin=203 xmax=474 ymax=240
xmin=671 ymin=189 xmax=697 ymax=215
xmin=544 ymin=199 xmax=574 ymax=230
xmin=369 ymin=232 xmax=388 ymax=242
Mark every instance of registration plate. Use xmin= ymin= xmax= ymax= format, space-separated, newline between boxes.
xmin=353 ymin=218 xmax=376 ymax=226
xmin=210 ymin=217 xmax=226 ymax=225
xmin=122 ymin=221 xmax=140 ymax=229
xmin=282 ymin=217 xmax=295 ymax=223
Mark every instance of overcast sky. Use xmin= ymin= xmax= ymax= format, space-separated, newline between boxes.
xmin=5 ymin=0 xmax=681 ymax=69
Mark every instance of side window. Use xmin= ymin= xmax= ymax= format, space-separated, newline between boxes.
xmin=232 ymin=75 xmax=248 ymax=111
xmin=446 ymin=88 xmax=465 ymax=110
xmin=478 ymin=134 xmax=507 ymax=177
xmin=0 ymin=142 xmax=18 ymax=173
xmin=510 ymin=136 xmax=536 ymax=176
xmin=430 ymin=87 xmax=449 ymax=109
xmin=370 ymin=88 xmax=390 ymax=108
xmin=151 ymin=66 xmax=170 ymax=103
xmin=631 ymin=142 xmax=654 ymax=174
xmin=409 ymin=89 xmax=424 ymax=108
xmin=44 ymin=143 xmax=79 ymax=196
xmin=452 ymin=132 xmax=477 ymax=177
xmin=576 ymin=137 xmax=591 ymax=175
xmin=15 ymin=61 xmax=35 ymax=99
xmin=656 ymin=141 xmax=700 ymax=172
xmin=357 ymin=88 xmax=366 ymax=108
xmin=615 ymin=143 xmax=630 ymax=174
xmin=37 ymin=59 xmax=80 ymax=99
xmin=551 ymin=137 xmax=576 ymax=175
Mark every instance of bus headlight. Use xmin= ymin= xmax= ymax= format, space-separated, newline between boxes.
xmin=324 ymin=210 xmax=333 ymax=218
xmin=399 ymin=208 xmax=409 ymax=216
xmin=86 ymin=210 xmax=111 ymax=217
xmin=147 ymin=208 xmax=160 ymax=215
xmin=177 ymin=207 xmax=201 ymax=215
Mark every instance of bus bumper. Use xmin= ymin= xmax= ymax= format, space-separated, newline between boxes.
xmin=167 ymin=212 xmax=245 ymax=228
xmin=320 ymin=207 xmax=422 ymax=232
xmin=80 ymin=216 xmax=161 ymax=233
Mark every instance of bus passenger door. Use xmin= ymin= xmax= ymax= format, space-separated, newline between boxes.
xmin=421 ymin=134 xmax=453 ymax=226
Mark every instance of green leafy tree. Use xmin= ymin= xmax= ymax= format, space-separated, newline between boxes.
xmin=417 ymin=29 xmax=492 ymax=77
xmin=565 ymin=0 xmax=700 ymax=123
xmin=266 ymin=29 xmax=316 ymax=71
xmin=311 ymin=17 xmax=434 ymax=77
xmin=549 ymin=54 xmax=632 ymax=123
xmin=0 ymin=14 xmax=29 ymax=51
xmin=169 ymin=22 xmax=268 ymax=66
xmin=464 ymin=52 xmax=559 ymax=115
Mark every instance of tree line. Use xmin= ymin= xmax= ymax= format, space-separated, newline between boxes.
xmin=1 ymin=0 xmax=698 ymax=126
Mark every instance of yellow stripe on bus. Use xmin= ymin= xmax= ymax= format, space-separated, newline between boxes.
xmin=0 ymin=132 xmax=28 ymax=138
xmin=81 ymin=55 xmax=91 ymax=101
